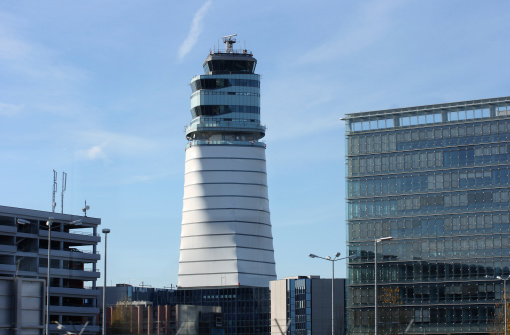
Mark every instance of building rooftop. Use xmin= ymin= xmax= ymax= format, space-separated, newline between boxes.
xmin=343 ymin=95 xmax=510 ymax=133
xmin=0 ymin=204 xmax=100 ymax=226
xmin=343 ymin=95 xmax=510 ymax=120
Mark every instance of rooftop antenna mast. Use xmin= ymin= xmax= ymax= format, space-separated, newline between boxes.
xmin=61 ymin=172 xmax=67 ymax=214
xmin=222 ymin=34 xmax=237 ymax=53
xmin=82 ymin=200 xmax=90 ymax=217
xmin=52 ymin=170 xmax=57 ymax=212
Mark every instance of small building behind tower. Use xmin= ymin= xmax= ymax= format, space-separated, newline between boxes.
xmin=271 ymin=276 xmax=346 ymax=335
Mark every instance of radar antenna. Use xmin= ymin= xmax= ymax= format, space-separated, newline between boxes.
xmin=221 ymin=34 xmax=237 ymax=53
xmin=82 ymin=200 xmax=90 ymax=217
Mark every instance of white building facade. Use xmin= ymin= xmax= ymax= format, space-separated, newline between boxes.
xmin=178 ymin=36 xmax=276 ymax=288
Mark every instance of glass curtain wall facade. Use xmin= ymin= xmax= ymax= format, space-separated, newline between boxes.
xmin=171 ymin=287 xmax=270 ymax=335
xmin=344 ymin=96 xmax=510 ymax=334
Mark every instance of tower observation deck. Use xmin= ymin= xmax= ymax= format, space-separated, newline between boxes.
xmin=178 ymin=35 xmax=277 ymax=288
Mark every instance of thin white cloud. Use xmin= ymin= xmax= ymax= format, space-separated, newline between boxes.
xmin=79 ymin=144 xmax=107 ymax=160
xmin=73 ymin=130 xmax=159 ymax=161
xmin=178 ymin=0 xmax=212 ymax=60
xmin=0 ymin=102 xmax=24 ymax=116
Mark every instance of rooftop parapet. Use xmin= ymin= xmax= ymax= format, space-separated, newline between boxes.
xmin=185 ymin=140 xmax=266 ymax=150
xmin=343 ymin=96 xmax=510 ymax=133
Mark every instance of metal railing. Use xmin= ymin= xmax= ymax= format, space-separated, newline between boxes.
xmin=186 ymin=140 xmax=266 ymax=149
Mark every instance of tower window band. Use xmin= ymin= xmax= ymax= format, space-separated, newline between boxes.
xmin=192 ymin=105 xmax=260 ymax=117
xmin=191 ymin=79 xmax=260 ymax=92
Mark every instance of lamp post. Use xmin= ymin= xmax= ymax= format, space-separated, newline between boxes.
xmin=17 ymin=218 xmax=31 ymax=225
xmin=16 ymin=219 xmax=31 ymax=276
xmin=45 ymin=217 xmax=54 ymax=335
xmin=487 ymin=275 xmax=510 ymax=335
xmin=309 ymin=252 xmax=358 ymax=335
xmin=374 ymin=236 xmax=392 ymax=335
xmin=45 ymin=218 xmax=81 ymax=335
xmin=102 ymin=228 xmax=110 ymax=335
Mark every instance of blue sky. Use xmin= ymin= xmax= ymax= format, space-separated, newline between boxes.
xmin=1 ymin=0 xmax=510 ymax=287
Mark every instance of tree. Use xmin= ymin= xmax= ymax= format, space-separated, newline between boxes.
xmin=109 ymin=300 xmax=134 ymax=334
xmin=378 ymin=287 xmax=407 ymax=335
xmin=489 ymin=298 xmax=510 ymax=335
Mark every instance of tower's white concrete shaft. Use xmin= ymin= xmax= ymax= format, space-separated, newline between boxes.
xmin=178 ymin=36 xmax=276 ymax=288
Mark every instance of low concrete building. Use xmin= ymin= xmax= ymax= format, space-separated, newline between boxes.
xmin=101 ymin=284 xmax=268 ymax=335
xmin=105 ymin=303 xmax=223 ymax=335
xmin=98 ymin=284 xmax=177 ymax=309
xmin=270 ymin=276 xmax=346 ymax=335
xmin=0 ymin=205 xmax=101 ymax=334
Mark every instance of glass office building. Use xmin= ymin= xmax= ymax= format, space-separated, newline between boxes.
xmin=344 ymin=96 xmax=510 ymax=334
xmin=171 ymin=286 xmax=270 ymax=335
xmin=100 ymin=285 xmax=270 ymax=335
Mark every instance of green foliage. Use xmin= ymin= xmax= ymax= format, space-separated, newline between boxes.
xmin=109 ymin=300 xmax=133 ymax=335
xmin=489 ymin=298 xmax=510 ymax=335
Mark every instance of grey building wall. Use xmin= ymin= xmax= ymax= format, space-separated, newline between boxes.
xmin=0 ymin=277 xmax=44 ymax=335
xmin=311 ymin=279 xmax=346 ymax=335
xmin=270 ymin=276 xmax=346 ymax=335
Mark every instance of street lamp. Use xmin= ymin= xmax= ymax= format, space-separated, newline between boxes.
xmin=16 ymin=219 xmax=32 ymax=277
xmin=102 ymin=228 xmax=111 ymax=335
xmin=487 ymin=275 xmax=510 ymax=335
xmin=309 ymin=252 xmax=358 ymax=335
xmin=17 ymin=218 xmax=31 ymax=225
xmin=374 ymin=236 xmax=392 ymax=335
xmin=45 ymin=217 xmax=54 ymax=335
xmin=45 ymin=217 xmax=82 ymax=335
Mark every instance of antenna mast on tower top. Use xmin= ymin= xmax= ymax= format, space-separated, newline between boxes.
xmin=222 ymin=34 xmax=237 ymax=53
xmin=52 ymin=170 xmax=57 ymax=213
xmin=61 ymin=172 xmax=67 ymax=214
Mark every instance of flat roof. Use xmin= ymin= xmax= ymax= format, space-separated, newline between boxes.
xmin=343 ymin=95 xmax=510 ymax=133
xmin=343 ymin=95 xmax=510 ymax=120
xmin=0 ymin=205 xmax=100 ymax=226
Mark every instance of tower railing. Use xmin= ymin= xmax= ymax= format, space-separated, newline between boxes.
xmin=186 ymin=120 xmax=266 ymax=133
xmin=186 ymin=140 xmax=266 ymax=149
xmin=210 ymin=49 xmax=253 ymax=55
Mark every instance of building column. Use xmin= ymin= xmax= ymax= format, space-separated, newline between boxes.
xmin=147 ymin=305 xmax=153 ymax=335
xmin=137 ymin=306 xmax=143 ymax=334
xmin=104 ymin=306 xmax=112 ymax=335
xmin=165 ymin=305 xmax=172 ymax=334
xmin=157 ymin=305 xmax=164 ymax=335
xmin=130 ymin=306 xmax=137 ymax=333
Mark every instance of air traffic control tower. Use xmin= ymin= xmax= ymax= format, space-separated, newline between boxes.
xmin=178 ymin=35 xmax=276 ymax=288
